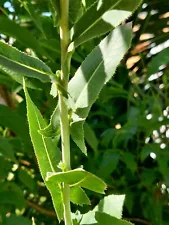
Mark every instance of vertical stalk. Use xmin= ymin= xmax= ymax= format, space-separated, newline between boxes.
xmin=59 ymin=1 xmax=72 ymax=225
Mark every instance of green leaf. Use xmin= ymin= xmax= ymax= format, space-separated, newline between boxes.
xmin=98 ymin=150 xmax=120 ymax=178
xmin=0 ymin=138 xmax=16 ymax=161
xmin=81 ymin=194 xmax=125 ymax=224
xmin=69 ymin=0 xmax=83 ymax=24
xmin=0 ymin=182 xmax=26 ymax=209
xmin=39 ymin=105 xmax=60 ymax=138
xmin=84 ymin=122 xmax=98 ymax=152
xmin=70 ymin=186 xmax=91 ymax=205
xmin=147 ymin=47 xmax=169 ymax=76
xmin=23 ymin=81 xmax=63 ymax=221
xmin=0 ymin=105 xmax=32 ymax=151
xmin=95 ymin=212 xmax=133 ymax=225
xmin=69 ymin=23 xmax=132 ymax=153
xmin=72 ymin=0 xmax=142 ymax=47
xmin=18 ymin=169 xmax=36 ymax=192
xmin=4 ymin=214 xmax=31 ymax=225
xmin=121 ymin=152 xmax=137 ymax=173
xmin=0 ymin=17 xmax=45 ymax=55
xmin=49 ymin=0 xmax=60 ymax=27
xmin=46 ymin=168 xmax=107 ymax=194
xmin=19 ymin=0 xmax=46 ymax=37
xmin=0 ymin=41 xmax=54 ymax=84
xmin=70 ymin=119 xmax=87 ymax=155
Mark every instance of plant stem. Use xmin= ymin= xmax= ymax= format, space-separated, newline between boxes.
xmin=59 ymin=1 xmax=72 ymax=225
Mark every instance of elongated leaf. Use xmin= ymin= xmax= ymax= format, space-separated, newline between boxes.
xmin=23 ymin=81 xmax=63 ymax=221
xmin=0 ymin=17 xmax=45 ymax=55
xmin=72 ymin=0 xmax=142 ymax=47
xmin=69 ymin=23 xmax=132 ymax=153
xmin=81 ymin=194 xmax=125 ymax=224
xmin=0 ymin=41 xmax=54 ymax=84
xmin=95 ymin=212 xmax=133 ymax=225
xmin=46 ymin=168 xmax=107 ymax=194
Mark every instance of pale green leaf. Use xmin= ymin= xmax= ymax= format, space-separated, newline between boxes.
xmin=95 ymin=212 xmax=133 ymax=225
xmin=81 ymin=194 xmax=125 ymax=224
xmin=70 ymin=186 xmax=91 ymax=205
xmin=72 ymin=0 xmax=142 ymax=47
xmin=46 ymin=168 xmax=107 ymax=194
xmin=0 ymin=41 xmax=54 ymax=84
xmin=23 ymin=81 xmax=63 ymax=221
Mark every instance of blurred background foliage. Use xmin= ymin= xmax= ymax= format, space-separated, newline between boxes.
xmin=0 ymin=0 xmax=169 ymax=225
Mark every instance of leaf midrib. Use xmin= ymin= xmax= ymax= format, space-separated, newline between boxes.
xmin=0 ymin=54 xmax=53 ymax=79
xmin=74 ymin=0 xmax=122 ymax=41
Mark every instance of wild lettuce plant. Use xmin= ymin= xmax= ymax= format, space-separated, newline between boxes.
xmin=0 ymin=0 xmax=142 ymax=224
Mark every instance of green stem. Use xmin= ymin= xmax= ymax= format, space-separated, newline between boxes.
xmin=59 ymin=1 xmax=72 ymax=225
